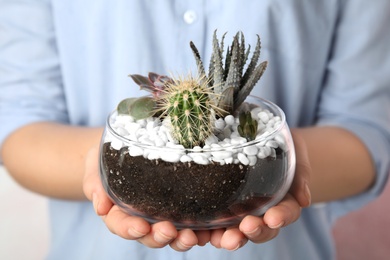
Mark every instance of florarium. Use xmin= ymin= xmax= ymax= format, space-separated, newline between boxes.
xmin=100 ymin=31 xmax=296 ymax=229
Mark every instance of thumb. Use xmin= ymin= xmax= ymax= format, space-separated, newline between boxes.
xmin=83 ymin=145 xmax=113 ymax=215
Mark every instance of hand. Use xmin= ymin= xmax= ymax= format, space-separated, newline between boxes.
xmin=83 ymin=132 xmax=311 ymax=251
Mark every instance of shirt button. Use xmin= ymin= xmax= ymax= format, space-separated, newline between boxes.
xmin=183 ymin=10 xmax=197 ymax=24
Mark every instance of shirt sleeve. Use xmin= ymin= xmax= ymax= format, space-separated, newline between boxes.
xmin=0 ymin=0 xmax=68 ymax=160
xmin=317 ymin=0 xmax=390 ymax=221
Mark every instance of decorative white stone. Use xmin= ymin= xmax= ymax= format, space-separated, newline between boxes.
xmin=215 ymin=118 xmax=226 ymax=130
xmin=205 ymin=134 xmax=218 ymax=146
xmin=224 ymin=115 xmax=235 ymax=125
xmin=125 ymin=122 xmax=141 ymax=134
xmin=147 ymin=151 xmax=160 ymax=160
xmin=266 ymin=140 xmax=279 ymax=149
xmin=129 ymin=146 xmax=144 ymax=157
xmin=110 ymin=101 xmax=286 ymax=166
xmin=237 ymin=153 xmax=249 ymax=165
xmin=248 ymin=155 xmax=257 ymax=166
xmin=115 ymin=127 xmax=129 ymax=136
xmin=180 ymin=155 xmax=192 ymax=163
xmin=161 ymin=152 xmax=181 ymax=163
xmin=211 ymin=151 xmax=233 ymax=160
xmin=111 ymin=139 xmax=123 ymax=150
xmin=258 ymin=111 xmax=269 ymax=124
xmin=225 ymin=157 xmax=234 ymax=164
xmin=193 ymin=155 xmax=210 ymax=165
xmin=243 ymin=145 xmax=258 ymax=156
xmin=275 ymin=133 xmax=287 ymax=151
xmin=231 ymin=137 xmax=247 ymax=145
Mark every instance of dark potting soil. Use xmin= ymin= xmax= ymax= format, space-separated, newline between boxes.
xmin=101 ymin=142 xmax=286 ymax=223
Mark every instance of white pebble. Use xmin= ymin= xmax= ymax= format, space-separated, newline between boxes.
xmin=225 ymin=157 xmax=234 ymax=164
xmin=146 ymin=121 xmax=158 ymax=131
xmin=211 ymin=151 xmax=233 ymax=160
xmin=243 ymin=145 xmax=258 ymax=156
xmin=275 ymin=134 xmax=287 ymax=151
xmin=136 ymin=119 xmax=147 ymax=127
xmin=147 ymin=151 xmax=160 ymax=160
xmin=215 ymin=118 xmax=226 ymax=130
xmin=258 ymin=111 xmax=269 ymax=124
xmin=161 ymin=152 xmax=181 ymax=163
xmin=222 ymin=127 xmax=232 ymax=138
xmin=266 ymin=140 xmax=279 ymax=148
xmin=136 ymin=128 xmax=148 ymax=138
xmin=257 ymin=146 xmax=272 ymax=159
xmin=230 ymin=131 xmax=241 ymax=138
xmin=213 ymin=158 xmax=225 ymax=165
xmin=210 ymin=143 xmax=222 ymax=149
xmin=237 ymin=153 xmax=249 ymax=165
xmin=125 ymin=122 xmax=141 ymax=134
xmin=118 ymin=114 xmax=134 ymax=122
xmin=111 ymin=139 xmax=123 ymax=150
xmin=115 ymin=127 xmax=129 ymax=136
xmin=248 ymin=155 xmax=257 ymax=166
xmin=250 ymin=107 xmax=263 ymax=119
xmin=180 ymin=155 xmax=192 ymax=163
xmin=231 ymin=137 xmax=247 ymax=145
xmin=205 ymin=134 xmax=218 ymax=146
xmin=224 ymin=115 xmax=235 ymax=125
xmin=193 ymin=155 xmax=210 ymax=165
xmin=192 ymin=146 xmax=202 ymax=152
xmin=129 ymin=146 xmax=144 ymax=157
xmin=154 ymin=136 xmax=166 ymax=147
xmin=139 ymin=136 xmax=154 ymax=146
xmin=127 ymin=134 xmax=138 ymax=142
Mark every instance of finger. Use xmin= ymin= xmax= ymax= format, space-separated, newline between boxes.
xmin=263 ymin=193 xmax=301 ymax=229
xmin=83 ymin=145 xmax=112 ymax=215
xmin=239 ymin=215 xmax=279 ymax=243
xmin=220 ymin=227 xmax=248 ymax=251
xmin=169 ymin=229 xmax=198 ymax=252
xmin=209 ymin=229 xmax=225 ymax=248
xmin=136 ymin=221 xmax=178 ymax=248
xmin=194 ymin=230 xmax=211 ymax=246
xmin=102 ymin=205 xmax=150 ymax=240
xmin=291 ymin=132 xmax=312 ymax=207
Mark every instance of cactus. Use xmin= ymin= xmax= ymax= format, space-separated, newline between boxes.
xmin=157 ymin=75 xmax=219 ymax=148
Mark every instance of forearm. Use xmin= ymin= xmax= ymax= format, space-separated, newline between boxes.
xmin=293 ymin=126 xmax=375 ymax=203
xmin=1 ymin=122 xmax=103 ymax=200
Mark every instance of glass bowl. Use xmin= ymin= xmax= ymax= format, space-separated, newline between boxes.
xmin=99 ymin=96 xmax=296 ymax=230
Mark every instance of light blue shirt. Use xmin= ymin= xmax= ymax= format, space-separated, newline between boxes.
xmin=1 ymin=1 xmax=390 ymax=259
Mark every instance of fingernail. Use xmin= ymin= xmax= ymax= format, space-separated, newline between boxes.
xmin=245 ymin=226 xmax=262 ymax=238
xmin=229 ymin=239 xmax=245 ymax=251
xmin=268 ymin=221 xmax=284 ymax=229
xmin=128 ymin=227 xmax=146 ymax=239
xmin=304 ymin=182 xmax=312 ymax=206
xmin=154 ymin=231 xmax=173 ymax=245
xmin=176 ymin=240 xmax=192 ymax=251
xmin=92 ymin=193 xmax=99 ymax=215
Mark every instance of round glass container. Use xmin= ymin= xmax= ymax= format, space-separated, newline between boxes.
xmin=100 ymin=96 xmax=295 ymax=229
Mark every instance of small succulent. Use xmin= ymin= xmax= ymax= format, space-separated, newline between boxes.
xmin=122 ymin=31 xmax=267 ymax=148
xmin=237 ymin=111 xmax=258 ymax=141
xmin=117 ymin=73 xmax=173 ymax=119
xmin=190 ymin=30 xmax=267 ymax=116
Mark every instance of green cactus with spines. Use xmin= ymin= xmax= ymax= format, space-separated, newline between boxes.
xmin=158 ymin=76 xmax=219 ymax=148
